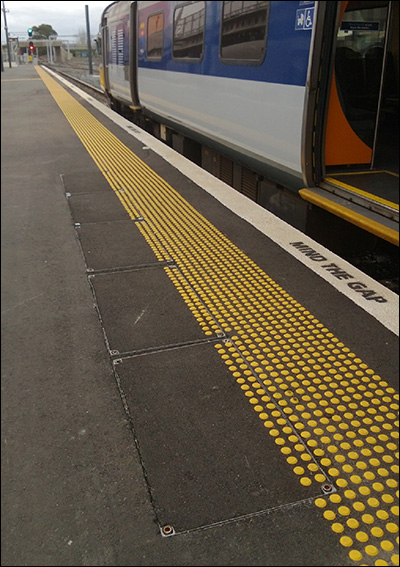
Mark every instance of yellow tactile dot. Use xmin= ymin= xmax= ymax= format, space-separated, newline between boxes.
xmin=329 ymin=493 xmax=341 ymax=504
xmin=391 ymin=554 xmax=399 ymax=565
xmin=315 ymin=498 xmax=327 ymax=508
xmin=382 ymin=494 xmax=394 ymax=504
xmin=357 ymin=531 xmax=369 ymax=542
xmin=269 ymin=429 xmax=280 ymax=437
xmin=378 ymin=467 xmax=390 ymax=477
xmin=351 ymin=475 xmax=363 ymax=484
xmin=353 ymin=501 xmax=366 ymax=512
xmin=323 ymin=510 xmax=336 ymax=521
xmin=368 ymin=497 xmax=380 ymax=508
xmin=328 ymin=468 xmax=340 ymax=477
xmin=371 ymin=526 xmax=385 ymax=538
xmin=365 ymin=545 xmax=379 ymax=557
xmin=315 ymin=473 xmax=327 ymax=483
xmin=340 ymin=535 xmax=353 ymax=547
xmin=331 ymin=522 xmax=344 ymax=533
xmin=293 ymin=465 xmax=305 ymax=475
xmin=375 ymin=560 xmax=389 ymax=566
xmin=345 ymin=490 xmax=357 ymax=499
xmin=375 ymin=510 xmax=389 ymax=521
xmin=347 ymin=518 xmax=359 ymax=529
xmin=349 ymin=549 xmax=363 ymax=562
xmin=381 ymin=540 xmax=395 ymax=552
xmin=334 ymin=454 xmax=346 ymax=463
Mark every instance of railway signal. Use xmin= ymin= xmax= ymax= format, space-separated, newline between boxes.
xmin=27 ymin=27 xmax=33 ymax=37
xmin=29 ymin=41 xmax=34 ymax=53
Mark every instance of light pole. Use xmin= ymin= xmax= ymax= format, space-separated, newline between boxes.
xmin=2 ymin=0 xmax=12 ymax=68
xmin=85 ymin=5 xmax=93 ymax=75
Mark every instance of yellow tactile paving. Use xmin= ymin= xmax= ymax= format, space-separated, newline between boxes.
xmin=36 ymin=66 xmax=399 ymax=565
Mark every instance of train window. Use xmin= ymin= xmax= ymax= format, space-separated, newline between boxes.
xmin=147 ymin=12 xmax=164 ymax=60
xmin=173 ymin=1 xmax=205 ymax=60
xmin=220 ymin=1 xmax=270 ymax=64
xmin=111 ymin=28 xmax=125 ymax=66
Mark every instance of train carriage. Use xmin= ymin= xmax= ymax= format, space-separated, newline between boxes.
xmin=99 ymin=1 xmax=399 ymax=250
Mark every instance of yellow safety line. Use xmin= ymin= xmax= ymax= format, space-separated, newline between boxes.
xmin=36 ymin=66 xmax=399 ymax=564
xmin=325 ymin=177 xmax=399 ymax=211
xmin=330 ymin=170 xmax=399 ymax=179
xmin=300 ymin=189 xmax=399 ymax=246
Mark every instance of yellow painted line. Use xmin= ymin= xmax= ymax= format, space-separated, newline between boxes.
xmin=36 ymin=66 xmax=399 ymax=564
xmin=300 ymin=189 xmax=399 ymax=247
xmin=331 ymin=170 xmax=399 ymax=179
xmin=325 ymin=177 xmax=399 ymax=211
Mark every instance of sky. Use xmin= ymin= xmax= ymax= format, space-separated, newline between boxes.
xmin=1 ymin=1 xmax=112 ymax=41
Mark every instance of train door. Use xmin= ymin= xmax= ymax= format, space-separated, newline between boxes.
xmin=322 ymin=1 xmax=399 ymax=216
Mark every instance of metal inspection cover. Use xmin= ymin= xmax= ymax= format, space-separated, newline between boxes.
xmin=90 ymin=267 xmax=207 ymax=354
xmin=115 ymin=342 xmax=318 ymax=533
xmin=62 ymin=170 xmax=113 ymax=194
xmin=76 ymin=220 xmax=167 ymax=272
xmin=67 ymin=192 xmax=129 ymax=224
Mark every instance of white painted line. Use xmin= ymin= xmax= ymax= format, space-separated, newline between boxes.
xmin=47 ymin=69 xmax=399 ymax=336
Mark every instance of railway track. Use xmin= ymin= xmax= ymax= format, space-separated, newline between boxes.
xmin=42 ymin=62 xmax=106 ymax=103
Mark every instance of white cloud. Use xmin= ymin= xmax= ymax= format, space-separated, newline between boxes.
xmin=1 ymin=1 xmax=111 ymax=40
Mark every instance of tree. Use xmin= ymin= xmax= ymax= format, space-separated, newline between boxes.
xmin=32 ymin=24 xmax=58 ymax=39
xmin=76 ymin=27 xmax=88 ymax=46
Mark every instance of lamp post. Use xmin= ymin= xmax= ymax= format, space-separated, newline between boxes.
xmin=85 ymin=5 xmax=93 ymax=75
xmin=2 ymin=1 xmax=12 ymax=68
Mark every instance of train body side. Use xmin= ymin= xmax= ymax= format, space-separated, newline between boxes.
xmin=101 ymin=1 xmax=315 ymax=190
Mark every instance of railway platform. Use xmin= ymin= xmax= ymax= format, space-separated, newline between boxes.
xmin=1 ymin=64 xmax=399 ymax=567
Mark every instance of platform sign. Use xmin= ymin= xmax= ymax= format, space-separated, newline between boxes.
xmin=295 ymin=6 xmax=314 ymax=30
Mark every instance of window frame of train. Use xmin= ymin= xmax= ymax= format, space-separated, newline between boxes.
xmin=172 ymin=1 xmax=206 ymax=61
xmin=147 ymin=11 xmax=165 ymax=61
xmin=219 ymin=0 xmax=270 ymax=65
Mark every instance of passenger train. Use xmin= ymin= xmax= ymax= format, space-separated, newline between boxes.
xmin=99 ymin=1 xmax=399 ymax=254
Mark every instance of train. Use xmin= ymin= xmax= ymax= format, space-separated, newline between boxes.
xmin=99 ymin=1 xmax=399 ymax=253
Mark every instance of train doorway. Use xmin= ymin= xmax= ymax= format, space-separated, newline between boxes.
xmin=322 ymin=0 xmax=398 ymax=217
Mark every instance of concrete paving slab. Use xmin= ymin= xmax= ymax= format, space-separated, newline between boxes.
xmin=115 ymin=342 xmax=318 ymax=533
xmin=67 ymin=191 xmax=130 ymax=224
xmin=76 ymin=220 xmax=167 ymax=272
xmin=90 ymin=266 xmax=208 ymax=354
xmin=62 ymin=170 xmax=113 ymax=193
